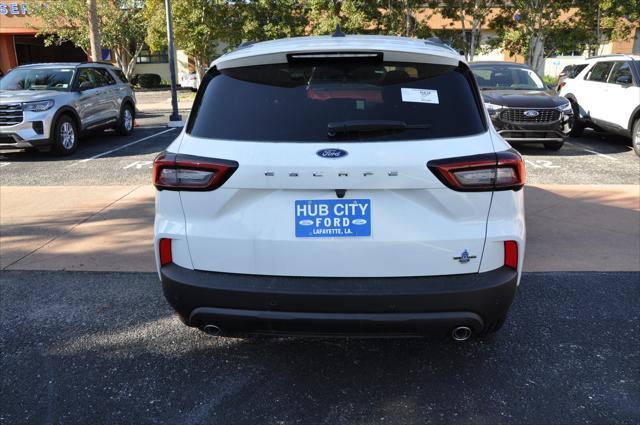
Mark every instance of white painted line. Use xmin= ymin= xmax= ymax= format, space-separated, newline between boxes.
xmin=68 ymin=128 xmax=176 ymax=166
xmin=566 ymin=142 xmax=618 ymax=161
xmin=0 ymin=162 xmax=11 ymax=167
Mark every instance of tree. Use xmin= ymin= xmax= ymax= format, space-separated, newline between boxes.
xmin=574 ymin=0 xmax=640 ymax=56
xmin=144 ymin=0 xmax=237 ymax=80
xmin=305 ymin=0 xmax=379 ymax=35
xmin=87 ymin=0 xmax=101 ymax=61
xmin=431 ymin=0 xmax=503 ymax=61
xmin=238 ymin=0 xmax=308 ymax=42
xmin=306 ymin=0 xmax=431 ymax=37
xmin=489 ymin=1 xmax=574 ymax=75
xmin=378 ymin=0 xmax=433 ymax=37
xmin=30 ymin=0 xmax=146 ymax=78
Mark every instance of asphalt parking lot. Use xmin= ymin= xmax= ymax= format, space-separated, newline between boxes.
xmin=1 ymin=114 xmax=639 ymax=424
xmin=0 ymin=122 xmax=638 ymax=186
xmin=1 ymin=270 xmax=638 ymax=424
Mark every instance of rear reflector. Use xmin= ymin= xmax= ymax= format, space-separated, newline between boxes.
xmin=427 ymin=149 xmax=525 ymax=192
xmin=504 ymin=241 xmax=518 ymax=269
xmin=159 ymin=238 xmax=172 ymax=266
xmin=153 ymin=152 xmax=238 ymax=191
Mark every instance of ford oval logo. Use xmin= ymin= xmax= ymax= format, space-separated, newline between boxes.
xmin=317 ymin=148 xmax=348 ymax=159
xmin=524 ymin=110 xmax=540 ymax=117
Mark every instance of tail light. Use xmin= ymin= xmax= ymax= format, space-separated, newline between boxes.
xmin=159 ymin=238 xmax=172 ymax=266
xmin=427 ymin=149 xmax=525 ymax=192
xmin=558 ymin=81 xmax=566 ymax=89
xmin=504 ymin=240 xmax=518 ymax=269
xmin=153 ymin=152 xmax=238 ymax=191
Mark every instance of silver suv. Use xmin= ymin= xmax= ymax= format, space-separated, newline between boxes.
xmin=0 ymin=62 xmax=136 ymax=155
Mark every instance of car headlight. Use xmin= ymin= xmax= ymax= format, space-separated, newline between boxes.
xmin=484 ymin=102 xmax=503 ymax=112
xmin=558 ymin=101 xmax=572 ymax=113
xmin=22 ymin=100 xmax=54 ymax=112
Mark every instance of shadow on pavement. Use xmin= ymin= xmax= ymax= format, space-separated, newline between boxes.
xmin=0 ymin=127 xmax=177 ymax=163
xmin=513 ymin=129 xmax=633 ymax=157
xmin=0 ymin=269 xmax=638 ymax=424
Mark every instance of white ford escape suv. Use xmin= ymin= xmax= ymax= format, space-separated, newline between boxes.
xmin=153 ymin=35 xmax=526 ymax=341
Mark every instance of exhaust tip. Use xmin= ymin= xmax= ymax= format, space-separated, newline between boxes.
xmin=202 ymin=324 xmax=222 ymax=336
xmin=452 ymin=326 xmax=472 ymax=342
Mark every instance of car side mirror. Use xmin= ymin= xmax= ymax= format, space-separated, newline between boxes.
xmin=616 ymin=75 xmax=632 ymax=86
xmin=78 ymin=81 xmax=96 ymax=90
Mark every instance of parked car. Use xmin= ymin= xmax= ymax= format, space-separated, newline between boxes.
xmin=180 ymin=72 xmax=198 ymax=91
xmin=0 ymin=62 xmax=136 ymax=155
xmin=471 ymin=61 xmax=574 ymax=151
xmin=556 ymin=63 xmax=588 ymax=91
xmin=559 ymin=54 xmax=640 ymax=156
xmin=154 ymin=34 xmax=526 ymax=341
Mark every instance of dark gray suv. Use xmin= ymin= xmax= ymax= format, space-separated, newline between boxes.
xmin=0 ymin=62 xmax=136 ymax=155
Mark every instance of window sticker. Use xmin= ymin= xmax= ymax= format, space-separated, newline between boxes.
xmin=401 ymin=88 xmax=439 ymax=104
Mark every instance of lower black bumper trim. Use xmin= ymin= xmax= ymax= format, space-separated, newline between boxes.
xmin=190 ymin=307 xmax=484 ymax=337
xmin=161 ymin=263 xmax=518 ymax=337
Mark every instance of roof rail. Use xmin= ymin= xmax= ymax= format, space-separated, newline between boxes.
xmin=424 ymin=37 xmax=462 ymax=55
xmin=238 ymin=40 xmax=257 ymax=49
xmin=78 ymin=60 xmax=116 ymax=66
xmin=586 ymin=54 xmax=633 ymax=60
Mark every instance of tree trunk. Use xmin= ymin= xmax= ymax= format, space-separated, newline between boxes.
xmin=459 ymin=0 xmax=467 ymax=60
xmin=194 ymin=57 xmax=205 ymax=85
xmin=469 ymin=29 xmax=477 ymax=62
xmin=113 ymin=44 xmax=143 ymax=80
xmin=595 ymin=4 xmax=602 ymax=56
xmin=528 ymin=32 xmax=545 ymax=76
xmin=403 ymin=0 xmax=411 ymax=37
xmin=87 ymin=0 xmax=101 ymax=61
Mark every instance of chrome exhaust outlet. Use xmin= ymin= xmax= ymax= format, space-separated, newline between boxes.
xmin=202 ymin=324 xmax=222 ymax=336
xmin=452 ymin=326 xmax=472 ymax=342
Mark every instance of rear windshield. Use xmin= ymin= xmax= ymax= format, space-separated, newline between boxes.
xmin=188 ymin=60 xmax=486 ymax=142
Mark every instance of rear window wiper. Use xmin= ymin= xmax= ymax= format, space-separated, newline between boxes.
xmin=327 ymin=120 xmax=430 ymax=138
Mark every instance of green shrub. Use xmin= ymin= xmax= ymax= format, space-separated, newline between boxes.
xmin=543 ymin=75 xmax=559 ymax=87
xmin=137 ymin=73 xmax=162 ymax=88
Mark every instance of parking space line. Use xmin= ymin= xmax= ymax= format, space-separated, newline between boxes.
xmin=565 ymin=142 xmax=618 ymax=161
xmin=68 ymin=128 xmax=177 ymax=166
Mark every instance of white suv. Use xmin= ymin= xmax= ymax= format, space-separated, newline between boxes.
xmin=559 ymin=54 xmax=640 ymax=155
xmin=153 ymin=35 xmax=526 ymax=341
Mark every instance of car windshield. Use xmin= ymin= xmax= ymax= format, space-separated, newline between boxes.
xmin=471 ymin=65 xmax=545 ymax=90
xmin=188 ymin=60 xmax=486 ymax=142
xmin=0 ymin=67 xmax=75 ymax=91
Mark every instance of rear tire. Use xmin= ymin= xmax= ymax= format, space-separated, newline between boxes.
xmin=569 ymin=100 xmax=585 ymax=137
xmin=544 ymin=141 xmax=564 ymax=151
xmin=51 ymin=115 xmax=78 ymax=156
xmin=115 ymin=104 xmax=134 ymax=136
xmin=632 ymin=118 xmax=640 ymax=157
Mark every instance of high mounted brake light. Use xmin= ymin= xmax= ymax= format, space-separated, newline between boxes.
xmin=153 ymin=152 xmax=238 ymax=191
xmin=287 ymin=52 xmax=383 ymax=65
xmin=427 ymin=149 xmax=525 ymax=192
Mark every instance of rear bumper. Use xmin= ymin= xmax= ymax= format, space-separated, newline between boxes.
xmin=161 ymin=263 xmax=518 ymax=337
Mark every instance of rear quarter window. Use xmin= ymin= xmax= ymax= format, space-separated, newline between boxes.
xmin=188 ymin=60 xmax=486 ymax=142
xmin=111 ymin=68 xmax=129 ymax=84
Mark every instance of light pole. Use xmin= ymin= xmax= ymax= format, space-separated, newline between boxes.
xmin=165 ymin=0 xmax=182 ymax=126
